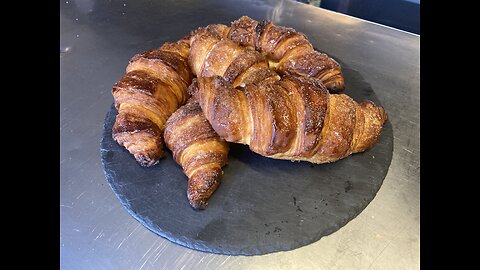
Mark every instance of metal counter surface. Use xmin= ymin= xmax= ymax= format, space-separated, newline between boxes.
xmin=60 ymin=0 xmax=419 ymax=269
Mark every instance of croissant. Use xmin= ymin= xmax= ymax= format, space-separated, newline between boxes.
xmin=188 ymin=17 xmax=344 ymax=92
xmin=196 ymin=75 xmax=387 ymax=164
xmin=188 ymin=25 xmax=279 ymax=88
xmin=226 ymin=16 xmax=345 ymax=92
xmin=111 ymin=37 xmax=192 ymax=166
xmin=173 ymin=26 xmax=281 ymax=208
xmin=164 ymin=92 xmax=229 ymax=209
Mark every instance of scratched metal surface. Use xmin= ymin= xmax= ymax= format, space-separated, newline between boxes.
xmin=60 ymin=0 xmax=419 ymax=269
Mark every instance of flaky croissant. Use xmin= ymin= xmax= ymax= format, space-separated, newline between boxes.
xmin=189 ymin=24 xmax=386 ymax=163
xmin=112 ymin=37 xmax=192 ymax=166
xmin=196 ymin=75 xmax=387 ymax=164
xmin=227 ymin=16 xmax=344 ymax=92
xmin=164 ymin=94 xmax=229 ymax=209
xmin=193 ymin=16 xmax=342 ymax=92
xmin=188 ymin=24 xmax=280 ymax=88
xmin=174 ymin=25 xmax=284 ymax=208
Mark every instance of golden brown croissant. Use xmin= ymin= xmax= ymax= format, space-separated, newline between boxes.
xmin=196 ymin=75 xmax=387 ymax=164
xmin=188 ymin=25 xmax=280 ymax=88
xmin=226 ymin=16 xmax=345 ymax=92
xmin=164 ymin=95 xmax=229 ymax=209
xmin=111 ymin=37 xmax=192 ymax=166
xmin=176 ymin=26 xmax=282 ymax=208
xmin=188 ymin=17 xmax=344 ymax=92
xmin=189 ymin=25 xmax=386 ymax=163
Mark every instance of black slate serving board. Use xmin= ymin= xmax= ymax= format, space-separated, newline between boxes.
xmin=100 ymin=64 xmax=394 ymax=255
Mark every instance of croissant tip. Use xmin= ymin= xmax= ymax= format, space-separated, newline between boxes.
xmin=189 ymin=199 xmax=208 ymax=210
xmin=134 ymin=153 xmax=162 ymax=167
xmin=187 ymin=189 xmax=210 ymax=209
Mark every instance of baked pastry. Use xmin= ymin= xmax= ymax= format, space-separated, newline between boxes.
xmin=164 ymin=94 xmax=229 ymax=209
xmin=222 ymin=16 xmax=344 ymax=92
xmin=111 ymin=37 xmax=192 ymax=166
xmin=109 ymin=18 xmax=387 ymax=209
xmin=188 ymin=24 xmax=279 ymax=88
xmin=172 ymin=25 xmax=282 ymax=208
xmin=188 ymin=24 xmax=386 ymax=163
xmin=196 ymin=75 xmax=387 ymax=164
xmin=227 ymin=16 xmax=344 ymax=92
xmin=189 ymin=18 xmax=344 ymax=92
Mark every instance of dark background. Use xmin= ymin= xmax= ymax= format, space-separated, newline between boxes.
xmin=297 ymin=0 xmax=420 ymax=34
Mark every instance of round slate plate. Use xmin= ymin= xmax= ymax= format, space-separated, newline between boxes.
xmin=100 ymin=65 xmax=394 ymax=255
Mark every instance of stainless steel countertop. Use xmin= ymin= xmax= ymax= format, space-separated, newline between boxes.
xmin=60 ymin=0 xmax=419 ymax=269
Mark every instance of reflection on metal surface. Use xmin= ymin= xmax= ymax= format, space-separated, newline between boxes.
xmin=325 ymin=12 xmax=363 ymax=26
xmin=60 ymin=47 xmax=71 ymax=53
xmin=73 ymin=0 xmax=95 ymax=14
xmin=267 ymin=0 xmax=286 ymax=22
xmin=60 ymin=46 xmax=71 ymax=59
